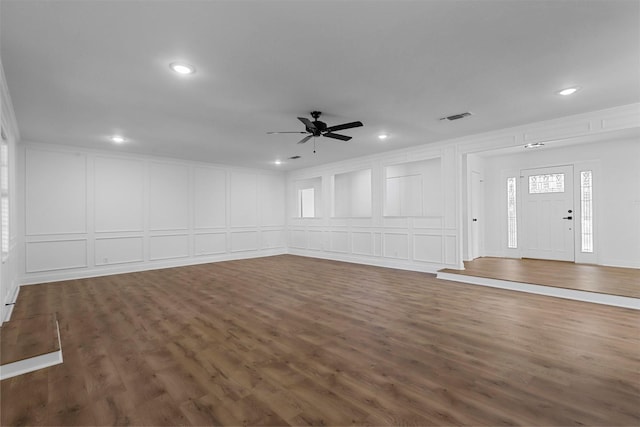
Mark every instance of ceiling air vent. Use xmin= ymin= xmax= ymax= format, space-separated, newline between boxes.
xmin=440 ymin=112 xmax=472 ymax=121
xmin=288 ymin=155 xmax=301 ymax=160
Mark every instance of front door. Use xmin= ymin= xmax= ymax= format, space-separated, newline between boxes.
xmin=521 ymin=165 xmax=575 ymax=261
xmin=471 ymin=171 xmax=482 ymax=259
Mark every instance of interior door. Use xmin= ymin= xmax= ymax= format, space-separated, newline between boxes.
xmin=521 ymin=165 xmax=574 ymax=261
xmin=471 ymin=171 xmax=482 ymax=259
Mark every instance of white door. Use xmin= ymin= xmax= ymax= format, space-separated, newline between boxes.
xmin=521 ymin=165 xmax=575 ymax=261
xmin=470 ymin=171 xmax=482 ymax=259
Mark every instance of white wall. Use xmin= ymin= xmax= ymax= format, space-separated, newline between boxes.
xmin=482 ymin=137 xmax=640 ymax=267
xmin=287 ymin=103 xmax=640 ymax=272
xmin=7 ymin=98 xmax=640 ymax=290
xmin=287 ymin=147 xmax=458 ymax=273
xmin=19 ymin=143 xmax=287 ymax=284
xmin=1 ymin=61 xmax=20 ymax=323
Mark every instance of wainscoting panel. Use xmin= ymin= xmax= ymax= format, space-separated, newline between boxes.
xmin=413 ymin=234 xmax=443 ymax=263
xmin=149 ymin=234 xmax=189 ymax=261
xmin=308 ymin=230 xmax=324 ymax=251
xmin=261 ymin=230 xmax=285 ymax=250
xmin=383 ymin=233 xmax=409 ymax=259
xmin=194 ymin=233 xmax=227 ymax=256
xmin=26 ymin=240 xmax=88 ymax=272
xmin=231 ymin=231 xmax=259 ymax=252
xmin=95 ymin=237 xmax=144 ymax=266
xmin=330 ymin=231 xmax=349 ymax=253
xmin=352 ymin=232 xmax=373 ymax=256
xmin=290 ymin=230 xmax=306 ymax=249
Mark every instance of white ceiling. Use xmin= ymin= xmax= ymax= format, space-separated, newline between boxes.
xmin=1 ymin=0 xmax=639 ymax=171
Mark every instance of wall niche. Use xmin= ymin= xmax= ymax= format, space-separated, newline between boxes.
xmin=293 ymin=176 xmax=322 ymax=218
xmin=332 ymin=169 xmax=372 ymax=218
xmin=384 ymin=158 xmax=442 ymax=217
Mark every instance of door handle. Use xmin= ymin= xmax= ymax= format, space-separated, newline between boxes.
xmin=472 ymin=218 xmax=478 ymax=222
xmin=563 ymin=216 xmax=573 ymax=220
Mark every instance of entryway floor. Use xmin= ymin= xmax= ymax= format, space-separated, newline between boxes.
xmin=439 ymin=257 xmax=640 ymax=299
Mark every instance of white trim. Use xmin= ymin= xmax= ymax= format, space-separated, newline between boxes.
xmin=0 ymin=320 xmax=63 ymax=380
xmin=20 ymin=248 xmax=287 ymax=285
xmin=436 ymin=272 xmax=639 ymax=310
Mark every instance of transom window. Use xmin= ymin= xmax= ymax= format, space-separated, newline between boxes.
xmin=528 ymin=173 xmax=565 ymax=194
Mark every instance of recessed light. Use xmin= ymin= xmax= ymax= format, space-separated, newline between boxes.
xmin=557 ymin=86 xmax=580 ymax=96
xmin=378 ymin=134 xmax=388 ymax=140
xmin=274 ymin=160 xmax=282 ymax=165
xmin=110 ymin=135 xmax=126 ymax=144
xmin=524 ymin=142 xmax=545 ymax=149
xmin=169 ymin=62 xmax=196 ymax=75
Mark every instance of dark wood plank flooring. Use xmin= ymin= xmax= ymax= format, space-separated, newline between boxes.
xmin=1 ymin=313 xmax=59 ymax=365
xmin=2 ymin=255 xmax=639 ymax=426
xmin=440 ymin=257 xmax=640 ymax=298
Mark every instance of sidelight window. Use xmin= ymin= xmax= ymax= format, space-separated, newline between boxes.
xmin=580 ymin=171 xmax=593 ymax=253
xmin=507 ymin=177 xmax=517 ymax=248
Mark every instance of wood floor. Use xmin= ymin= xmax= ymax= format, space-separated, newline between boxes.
xmin=440 ymin=257 xmax=640 ymax=298
xmin=1 ymin=313 xmax=59 ymax=365
xmin=2 ymin=254 xmax=639 ymax=426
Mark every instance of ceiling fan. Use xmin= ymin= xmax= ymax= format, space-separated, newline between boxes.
xmin=267 ymin=111 xmax=363 ymax=144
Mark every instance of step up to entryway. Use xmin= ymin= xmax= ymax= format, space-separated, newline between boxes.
xmin=0 ymin=313 xmax=63 ymax=380
xmin=436 ymin=270 xmax=640 ymax=310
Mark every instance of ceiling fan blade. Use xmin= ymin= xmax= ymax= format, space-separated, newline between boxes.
xmin=323 ymin=132 xmax=351 ymax=141
xmin=325 ymin=121 xmax=363 ymax=132
xmin=266 ymin=131 xmax=308 ymax=134
xmin=297 ymin=135 xmax=313 ymax=144
xmin=298 ymin=117 xmax=317 ymax=131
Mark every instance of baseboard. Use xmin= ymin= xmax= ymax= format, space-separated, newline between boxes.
xmin=287 ymin=249 xmax=454 ymax=274
xmin=600 ymin=259 xmax=640 ymax=269
xmin=20 ymin=248 xmax=287 ymax=286
xmin=436 ymin=272 xmax=640 ymax=310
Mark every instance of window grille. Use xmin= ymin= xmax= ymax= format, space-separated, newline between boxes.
xmin=529 ymin=173 xmax=564 ymax=194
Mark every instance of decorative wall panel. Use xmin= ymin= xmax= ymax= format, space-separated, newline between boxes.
xmin=26 ymin=240 xmax=87 ymax=272
xmin=149 ymin=234 xmax=189 ymax=260
xmin=95 ymin=237 xmax=144 ymax=265
xmin=26 ymin=149 xmax=87 ymax=235
xmin=149 ymin=162 xmax=189 ymax=231
xmin=193 ymin=167 xmax=226 ymax=229
xmin=95 ymin=157 xmax=144 ymax=232
xmin=231 ymin=231 xmax=259 ymax=252
xmin=194 ymin=233 xmax=226 ymax=256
